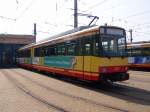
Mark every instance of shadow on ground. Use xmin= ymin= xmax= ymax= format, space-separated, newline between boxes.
xmin=3 ymin=67 xmax=150 ymax=106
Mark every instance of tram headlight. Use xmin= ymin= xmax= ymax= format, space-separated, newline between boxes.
xmin=125 ymin=66 xmax=128 ymax=71
xmin=100 ymin=67 xmax=108 ymax=73
xmin=100 ymin=66 xmax=128 ymax=73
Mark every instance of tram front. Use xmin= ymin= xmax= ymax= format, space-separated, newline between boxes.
xmin=98 ymin=26 xmax=129 ymax=82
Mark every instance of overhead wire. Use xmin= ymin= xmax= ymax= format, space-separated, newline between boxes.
xmin=112 ymin=9 xmax=150 ymax=23
xmin=99 ymin=0 xmax=128 ymax=13
xmin=79 ymin=0 xmax=87 ymax=6
xmin=15 ymin=0 xmax=36 ymax=21
xmin=134 ymin=31 xmax=150 ymax=35
xmin=0 ymin=16 xmax=16 ymax=21
xmin=16 ymin=0 xmax=19 ymax=4
xmin=85 ymin=0 xmax=110 ymax=12
xmin=128 ymin=21 xmax=150 ymax=28
xmin=125 ymin=9 xmax=150 ymax=19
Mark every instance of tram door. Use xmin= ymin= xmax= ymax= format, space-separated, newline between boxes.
xmin=83 ymin=37 xmax=92 ymax=80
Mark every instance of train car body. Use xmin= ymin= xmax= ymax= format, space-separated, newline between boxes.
xmin=17 ymin=25 xmax=129 ymax=82
xmin=128 ymin=42 xmax=150 ymax=69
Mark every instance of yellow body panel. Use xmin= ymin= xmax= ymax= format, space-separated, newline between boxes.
xmin=83 ymin=56 xmax=92 ymax=72
xmin=74 ymin=56 xmax=83 ymax=71
xmin=31 ymin=48 xmax=34 ymax=57
xmin=91 ymin=57 xmax=128 ymax=72
xmin=39 ymin=57 xmax=44 ymax=65
xmin=74 ymin=56 xmax=128 ymax=73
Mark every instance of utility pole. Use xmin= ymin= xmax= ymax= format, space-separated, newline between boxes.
xmin=34 ymin=23 xmax=37 ymax=43
xmin=129 ymin=29 xmax=133 ymax=43
xmin=74 ymin=0 xmax=78 ymax=28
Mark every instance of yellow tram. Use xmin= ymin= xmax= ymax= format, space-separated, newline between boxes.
xmin=128 ymin=42 xmax=150 ymax=68
xmin=17 ymin=25 xmax=129 ymax=82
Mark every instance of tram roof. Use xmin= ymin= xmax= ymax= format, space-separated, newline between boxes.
xmin=127 ymin=42 xmax=150 ymax=48
xmin=19 ymin=25 xmax=99 ymax=50
xmin=19 ymin=25 xmax=125 ymax=51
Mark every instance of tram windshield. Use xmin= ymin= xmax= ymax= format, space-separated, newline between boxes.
xmin=100 ymin=27 xmax=127 ymax=57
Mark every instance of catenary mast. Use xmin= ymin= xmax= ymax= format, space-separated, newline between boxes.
xmin=74 ymin=0 xmax=78 ymax=28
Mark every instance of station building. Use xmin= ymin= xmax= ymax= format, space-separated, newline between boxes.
xmin=0 ymin=34 xmax=34 ymax=67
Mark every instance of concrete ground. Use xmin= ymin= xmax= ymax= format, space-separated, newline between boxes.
xmin=0 ymin=68 xmax=149 ymax=112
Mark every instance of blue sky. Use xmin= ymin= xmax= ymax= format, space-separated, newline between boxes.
xmin=0 ymin=0 xmax=150 ymax=42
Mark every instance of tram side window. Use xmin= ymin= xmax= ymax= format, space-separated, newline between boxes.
xmin=83 ymin=37 xmax=92 ymax=55
xmin=131 ymin=47 xmax=150 ymax=56
xmin=57 ymin=46 xmax=62 ymax=55
xmin=54 ymin=44 xmax=65 ymax=55
xmin=127 ymin=48 xmax=132 ymax=56
xmin=66 ymin=40 xmax=79 ymax=56
xmin=62 ymin=46 xmax=66 ymax=55
xmin=45 ymin=47 xmax=49 ymax=56
xmin=34 ymin=48 xmax=40 ymax=57
xmin=40 ymin=47 xmax=45 ymax=57
xmin=75 ymin=40 xmax=80 ymax=56
xmin=93 ymin=34 xmax=100 ymax=56
xmin=22 ymin=51 xmax=25 ymax=57
xmin=54 ymin=47 xmax=57 ymax=55
xmin=19 ymin=51 xmax=22 ymax=57
xmin=46 ymin=46 xmax=56 ymax=56
xmin=67 ymin=45 xmax=75 ymax=55
xmin=85 ymin=44 xmax=91 ymax=55
xmin=141 ymin=48 xmax=150 ymax=56
xmin=20 ymin=51 xmax=24 ymax=57
xmin=49 ymin=47 xmax=56 ymax=56
xmin=131 ymin=48 xmax=142 ymax=56
xmin=26 ymin=50 xmax=31 ymax=57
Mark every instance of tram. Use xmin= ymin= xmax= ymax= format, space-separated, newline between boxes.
xmin=128 ymin=42 xmax=150 ymax=68
xmin=17 ymin=25 xmax=129 ymax=82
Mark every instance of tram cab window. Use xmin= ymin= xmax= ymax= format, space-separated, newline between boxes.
xmin=101 ymin=35 xmax=126 ymax=57
xmin=102 ymin=41 xmax=108 ymax=52
xmin=102 ymin=38 xmax=118 ymax=53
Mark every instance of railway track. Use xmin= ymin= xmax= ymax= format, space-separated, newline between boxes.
xmin=40 ymin=70 xmax=150 ymax=105
xmin=130 ymin=77 xmax=150 ymax=83
xmin=106 ymin=83 xmax=150 ymax=104
xmin=2 ymin=70 xmax=69 ymax=112
xmin=4 ymin=69 xmax=129 ymax=112
xmin=13 ymin=68 xmax=150 ymax=105
xmin=67 ymin=78 xmax=150 ymax=105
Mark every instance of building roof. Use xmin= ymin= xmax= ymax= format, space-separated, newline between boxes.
xmin=0 ymin=34 xmax=34 ymax=38
xmin=0 ymin=34 xmax=35 ymax=44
